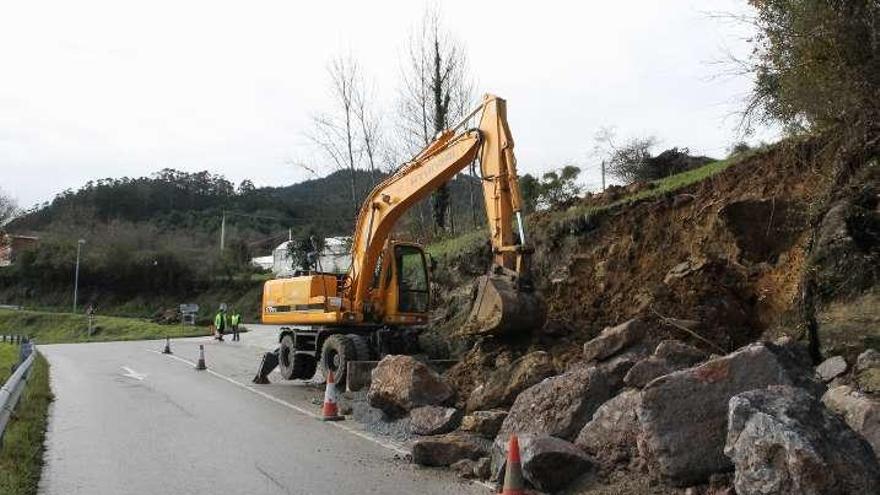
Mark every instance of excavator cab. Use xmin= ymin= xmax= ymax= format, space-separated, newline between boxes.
xmin=369 ymin=241 xmax=431 ymax=326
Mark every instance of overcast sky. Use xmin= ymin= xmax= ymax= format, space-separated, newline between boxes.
xmin=0 ymin=0 xmax=774 ymax=209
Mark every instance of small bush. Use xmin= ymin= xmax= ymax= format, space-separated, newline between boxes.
xmin=745 ymin=0 xmax=880 ymax=131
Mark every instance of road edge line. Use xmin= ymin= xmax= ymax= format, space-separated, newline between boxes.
xmin=147 ymin=348 xmax=496 ymax=492
xmin=146 ymin=349 xmax=408 ymax=454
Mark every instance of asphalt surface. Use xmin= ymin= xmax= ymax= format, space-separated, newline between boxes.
xmin=38 ymin=325 xmax=486 ymax=495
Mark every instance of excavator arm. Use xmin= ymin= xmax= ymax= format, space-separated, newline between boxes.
xmin=346 ymin=94 xmax=544 ymax=335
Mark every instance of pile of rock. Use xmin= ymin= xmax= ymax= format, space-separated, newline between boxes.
xmin=358 ymin=319 xmax=880 ymax=494
xmin=364 ymin=355 xmax=493 ymax=469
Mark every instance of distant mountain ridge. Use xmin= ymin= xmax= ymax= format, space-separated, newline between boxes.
xmin=8 ymin=168 xmax=485 ymax=249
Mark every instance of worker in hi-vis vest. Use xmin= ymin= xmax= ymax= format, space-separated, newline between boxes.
xmin=230 ymin=309 xmax=241 ymax=342
xmin=214 ymin=306 xmax=227 ymax=342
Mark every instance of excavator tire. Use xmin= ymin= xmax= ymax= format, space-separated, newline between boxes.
xmin=278 ymin=334 xmax=317 ymax=380
xmin=292 ymin=353 xmax=317 ymax=380
xmin=321 ymin=334 xmax=357 ymax=389
xmin=346 ymin=333 xmax=372 ymax=362
xmin=278 ymin=334 xmax=297 ymax=380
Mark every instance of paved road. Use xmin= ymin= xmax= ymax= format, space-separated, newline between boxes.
xmin=38 ymin=325 xmax=485 ymax=495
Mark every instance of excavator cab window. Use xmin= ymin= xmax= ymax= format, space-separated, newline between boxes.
xmin=394 ymin=245 xmax=429 ymax=313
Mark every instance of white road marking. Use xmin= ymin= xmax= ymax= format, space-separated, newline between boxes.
xmin=121 ymin=366 xmax=147 ymax=381
xmin=147 ymin=348 xmax=496 ymax=492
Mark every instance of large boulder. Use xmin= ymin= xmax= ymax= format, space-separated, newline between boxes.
xmin=491 ymin=434 xmax=592 ymax=492
xmin=625 ymin=340 xmax=708 ymax=388
xmin=575 ymin=389 xmax=642 ymax=466
xmin=624 ymin=358 xmax=675 ymax=388
xmin=367 ymin=355 xmax=454 ymax=416
xmin=858 ymin=349 xmax=880 ymax=370
xmin=637 ymin=342 xmax=823 ymax=486
xmin=815 ymin=355 xmax=848 ymax=382
xmin=583 ymin=319 xmax=647 ymax=363
xmin=597 ymin=350 xmax=645 ymax=389
xmin=410 ymin=406 xmax=461 ymax=436
xmin=654 ymin=339 xmax=709 ymax=366
xmin=822 ymin=385 xmax=880 ymax=460
xmin=411 ymin=432 xmax=491 ymax=467
xmin=465 ymin=351 xmax=556 ymax=412
xmin=725 ymin=385 xmax=880 ymax=495
xmin=499 ymin=365 xmax=613 ymax=441
xmin=459 ymin=410 xmax=507 ymax=438
xmin=856 ymin=349 xmax=880 ymax=393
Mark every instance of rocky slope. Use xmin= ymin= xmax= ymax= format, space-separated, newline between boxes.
xmin=353 ymin=134 xmax=880 ymax=493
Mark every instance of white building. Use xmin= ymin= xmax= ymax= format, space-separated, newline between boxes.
xmin=252 ymin=236 xmax=352 ymax=276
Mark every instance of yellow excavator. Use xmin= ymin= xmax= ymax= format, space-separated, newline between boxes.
xmin=253 ymin=94 xmax=544 ymax=387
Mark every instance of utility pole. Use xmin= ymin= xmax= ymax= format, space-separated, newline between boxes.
xmin=73 ymin=239 xmax=85 ymax=313
xmin=601 ymin=160 xmax=606 ymax=191
xmin=220 ymin=211 xmax=226 ymax=252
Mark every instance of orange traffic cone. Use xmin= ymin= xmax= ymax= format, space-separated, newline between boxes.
xmin=195 ymin=344 xmax=207 ymax=370
xmin=320 ymin=370 xmax=344 ymax=421
xmin=501 ymin=434 xmax=525 ymax=495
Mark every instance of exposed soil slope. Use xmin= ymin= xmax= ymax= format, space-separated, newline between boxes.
xmin=437 ymin=135 xmax=880 ymax=399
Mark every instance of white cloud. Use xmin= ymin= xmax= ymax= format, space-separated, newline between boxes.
xmin=0 ymin=0 xmax=775 ymax=207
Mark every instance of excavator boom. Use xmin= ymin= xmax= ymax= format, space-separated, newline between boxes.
xmin=347 ymin=94 xmax=544 ymax=335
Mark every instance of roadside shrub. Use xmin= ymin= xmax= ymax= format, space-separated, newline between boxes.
xmin=746 ymin=0 xmax=880 ymax=132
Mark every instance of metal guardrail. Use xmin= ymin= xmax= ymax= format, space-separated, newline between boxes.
xmin=0 ymin=336 xmax=36 ymax=446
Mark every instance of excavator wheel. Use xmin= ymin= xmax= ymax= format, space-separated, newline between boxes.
xmin=465 ymin=271 xmax=546 ymax=336
xmin=346 ymin=333 xmax=372 ymax=362
xmin=278 ymin=334 xmax=317 ymax=380
xmin=321 ymin=334 xmax=357 ymax=389
xmin=292 ymin=353 xmax=317 ymax=381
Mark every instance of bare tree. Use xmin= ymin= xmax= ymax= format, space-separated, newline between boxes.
xmin=352 ymin=76 xmax=383 ymax=184
xmin=398 ymin=7 xmax=475 ymax=233
xmin=607 ymin=136 xmax=659 ymax=184
xmin=594 ymin=127 xmax=660 ymax=184
xmin=306 ymin=55 xmax=361 ymax=213
xmin=593 ymin=126 xmax=618 ymax=191
xmin=0 ymin=188 xmax=18 ymax=228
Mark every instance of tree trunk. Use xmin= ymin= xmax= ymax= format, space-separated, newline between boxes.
xmin=430 ymin=38 xmax=449 ymax=232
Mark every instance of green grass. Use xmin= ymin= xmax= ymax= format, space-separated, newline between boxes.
xmin=426 ymin=157 xmax=742 ymax=258
xmin=0 ymin=352 xmax=52 ymax=495
xmin=585 ymin=159 xmax=733 ymax=212
xmin=553 ymin=157 xmax=739 ymax=227
xmin=0 ymin=344 xmax=18 ymax=384
xmin=0 ymin=309 xmax=210 ymax=345
xmin=621 ymin=159 xmax=732 ymax=203
xmin=0 ymin=279 xmax=266 ymax=325
xmin=425 ymin=229 xmax=487 ymax=259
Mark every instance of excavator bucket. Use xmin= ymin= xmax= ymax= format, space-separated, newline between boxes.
xmin=464 ymin=270 xmax=545 ymax=336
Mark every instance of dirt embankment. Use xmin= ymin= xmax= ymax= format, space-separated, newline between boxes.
xmin=439 ymin=135 xmax=880 ymax=399
xmin=533 ymin=139 xmax=829 ymax=353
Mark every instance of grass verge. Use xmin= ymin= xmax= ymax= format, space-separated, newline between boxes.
xmin=427 ymin=158 xmax=740 ymax=258
xmin=0 ymin=309 xmax=210 ymax=344
xmin=0 ymin=352 xmax=52 ymax=495
xmin=0 ymin=344 xmax=18 ymax=384
xmin=425 ymin=229 xmax=487 ymax=259
xmin=569 ymin=158 xmax=736 ymax=218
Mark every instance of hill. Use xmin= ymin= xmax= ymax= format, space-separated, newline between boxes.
xmin=1 ymin=167 xmax=485 ymax=320
xmin=10 ymin=168 xmax=484 ymax=246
